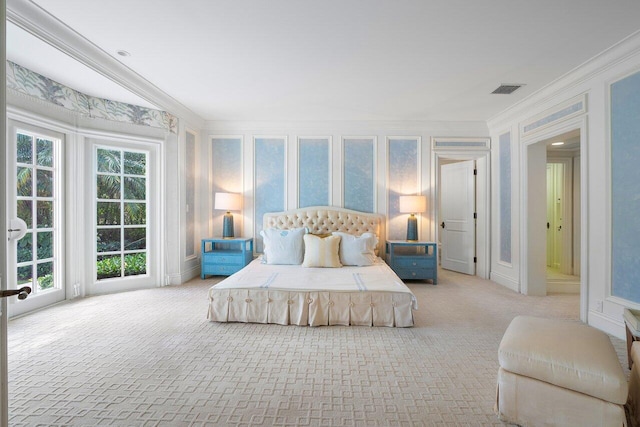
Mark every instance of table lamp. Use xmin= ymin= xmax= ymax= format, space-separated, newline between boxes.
xmin=215 ymin=192 xmax=242 ymax=238
xmin=399 ymin=195 xmax=426 ymax=241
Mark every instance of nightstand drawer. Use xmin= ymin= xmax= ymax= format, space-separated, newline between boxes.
xmin=394 ymin=256 xmax=434 ymax=269
xmin=206 ymin=264 xmax=244 ymax=276
xmin=203 ymin=252 xmax=243 ymax=265
xmin=394 ymin=267 xmax=436 ymax=281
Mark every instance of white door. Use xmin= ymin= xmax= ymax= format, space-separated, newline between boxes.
xmin=6 ymin=122 xmax=65 ymax=317
xmin=440 ymin=160 xmax=476 ymax=275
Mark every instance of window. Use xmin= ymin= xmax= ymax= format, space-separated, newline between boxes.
xmin=95 ymin=147 xmax=148 ymax=280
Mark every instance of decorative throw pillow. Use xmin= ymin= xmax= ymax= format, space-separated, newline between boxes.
xmin=333 ymin=232 xmax=378 ymax=266
xmin=260 ymin=227 xmax=306 ymax=265
xmin=302 ymin=234 xmax=342 ymax=268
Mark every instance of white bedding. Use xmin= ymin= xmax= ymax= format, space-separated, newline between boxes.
xmin=214 ymin=258 xmax=416 ymax=304
xmin=208 ymin=258 xmax=417 ymax=327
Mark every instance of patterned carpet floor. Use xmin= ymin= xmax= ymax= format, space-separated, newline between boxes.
xmin=7 ymin=269 xmax=628 ymax=426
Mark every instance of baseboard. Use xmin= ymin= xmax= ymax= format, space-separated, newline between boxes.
xmin=588 ymin=310 xmax=625 ymax=340
xmin=490 ymin=271 xmax=520 ymax=292
xmin=180 ymin=265 xmax=201 ymax=284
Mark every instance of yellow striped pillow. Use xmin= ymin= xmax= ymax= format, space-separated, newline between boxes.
xmin=302 ymin=234 xmax=342 ymax=268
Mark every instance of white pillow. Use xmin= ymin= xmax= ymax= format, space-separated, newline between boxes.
xmin=302 ymin=234 xmax=342 ymax=268
xmin=260 ymin=227 xmax=306 ymax=265
xmin=333 ymin=232 xmax=378 ymax=266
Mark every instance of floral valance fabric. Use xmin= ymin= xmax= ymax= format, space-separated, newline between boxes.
xmin=6 ymin=61 xmax=177 ymax=134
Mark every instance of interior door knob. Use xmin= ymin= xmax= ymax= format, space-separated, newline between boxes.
xmin=440 ymin=222 xmax=445 ymax=229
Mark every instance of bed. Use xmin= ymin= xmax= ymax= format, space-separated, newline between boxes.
xmin=207 ymin=207 xmax=417 ymax=327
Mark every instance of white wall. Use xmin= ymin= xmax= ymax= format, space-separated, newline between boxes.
xmin=488 ymin=31 xmax=640 ymax=338
xmin=200 ymin=120 xmax=489 ymax=246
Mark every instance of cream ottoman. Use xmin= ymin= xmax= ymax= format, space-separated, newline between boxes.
xmin=496 ymin=316 xmax=628 ymax=427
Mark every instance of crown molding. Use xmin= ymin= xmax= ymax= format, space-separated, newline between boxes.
xmin=487 ymin=29 xmax=640 ymax=130
xmin=7 ymin=0 xmax=205 ymax=129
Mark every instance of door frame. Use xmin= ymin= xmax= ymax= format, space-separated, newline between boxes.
xmin=6 ymin=120 xmax=66 ymax=317
xmin=1 ymin=3 xmax=9 ymax=423
xmin=521 ymin=116 xmax=588 ymax=322
xmin=432 ymin=151 xmax=490 ymax=279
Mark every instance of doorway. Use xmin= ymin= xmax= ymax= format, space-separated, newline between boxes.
xmin=434 ymin=151 xmax=490 ymax=279
xmin=523 ymin=122 xmax=585 ymax=319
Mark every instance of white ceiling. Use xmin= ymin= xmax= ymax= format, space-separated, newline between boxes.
xmin=8 ymin=0 xmax=640 ymax=122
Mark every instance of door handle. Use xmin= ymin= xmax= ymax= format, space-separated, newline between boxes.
xmin=440 ymin=222 xmax=445 ymax=229
xmin=0 ymin=286 xmax=32 ymax=300
xmin=8 ymin=218 xmax=28 ymax=241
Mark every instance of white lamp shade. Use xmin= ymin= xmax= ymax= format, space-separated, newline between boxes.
xmin=399 ymin=195 xmax=426 ymax=213
xmin=214 ymin=192 xmax=242 ymax=211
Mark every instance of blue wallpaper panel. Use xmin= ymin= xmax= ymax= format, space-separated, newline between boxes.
xmin=255 ymin=138 xmax=286 ymax=252
xmin=212 ymin=137 xmax=242 ymax=237
xmin=343 ymin=138 xmax=375 ymax=213
xmin=185 ymin=132 xmax=196 ymax=258
xmin=388 ymin=138 xmax=419 ymax=240
xmin=499 ymin=132 xmax=512 ymax=264
xmin=299 ymin=138 xmax=329 ymax=208
xmin=611 ymin=71 xmax=640 ymax=302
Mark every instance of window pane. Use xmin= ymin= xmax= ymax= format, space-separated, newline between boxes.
xmin=97 ymin=149 xmax=121 ymax=173
xmin=124 ymin=152 xmax=146 ymax=175
xmin=97 ymin=228 xmax=121 ymax=253
xmin=37 ymin=262 xmax=54 ymax=290
xmin=17 ymin=133 xmax=33 ymax=164
xmin=97 ymin=175 xmax=121 ymax=199
xmin=36 ymin=138 xmax=53 ymax=167
xmin=97 ymin=202 xmax=121 ymax=225
xmin=124 ymin=177 xmax=145 ymax=200
xmin=17 ymin=167 xmax=32 ymax=197
xmin=17 ymin=200 xmax=33 ymax=228
xmin=17 ymin=233 xmax=32 ymax=263
xmin=124 ymin=228 xmax=146 ymax=250
xmin=37 ymin=232 xmax=53 ymax=260
xmin=97 ymin=255 xmax=121 ymax=280
xmin=17 ymin=265 xmax=33 ymax=286
xmin=37 ymin=169 xmax=53 ymax=197
xmin=37 ymin=201 xmax=53 ymax=228
xmin=124 ymin=252 xmax=146 ymax=276
xmin=124 ymin=203 xmax=146 ymax=225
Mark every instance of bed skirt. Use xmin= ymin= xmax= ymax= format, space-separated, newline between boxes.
xmin=208 ymin=288 xmax=414 ymax=327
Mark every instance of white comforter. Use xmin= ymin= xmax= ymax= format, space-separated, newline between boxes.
xmin=208 ymin=258 xmax=418 ymax=327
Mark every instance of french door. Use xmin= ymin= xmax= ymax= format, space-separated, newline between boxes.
xmin=7 ymin=122 xmax=65 ymax=317
xmin=87 ymin=139 xmax=160 ymax=294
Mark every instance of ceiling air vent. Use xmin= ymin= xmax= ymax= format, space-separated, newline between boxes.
xmin=491 ymin=84 xmax=524 ymax=95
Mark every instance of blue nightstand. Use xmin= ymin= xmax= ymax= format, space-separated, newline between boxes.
xmin=385 ymin=240 xmax=437 ymax=284
xmin=201 ymin=237 xmax=253 ymax=278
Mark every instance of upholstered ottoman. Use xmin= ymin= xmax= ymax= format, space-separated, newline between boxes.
xmin=496 ymin=316 xmax=628 ymax=427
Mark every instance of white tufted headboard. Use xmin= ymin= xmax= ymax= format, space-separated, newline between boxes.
xmin=262 ymin=206 xmax=386 ymax=254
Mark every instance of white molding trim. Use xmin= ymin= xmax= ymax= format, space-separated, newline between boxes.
xmin=432 ymin=150 xmax=491 ymax=280
xmin=431 ymin=136 xmax=490 ymax=151
xmin=490 ymin=271 xmax=520 ymax=292
xmin=520 ymin=115 xmax=589 ymax=320
xmin=488 ymin=30 xmax=640 ymax=129
xmin=589 ymin=310 xmax=625 ymax=340
xmin=6 ymin=0 xmax=204 ymax=127
xmin=520 ymin=94 xmax=587 ymax=137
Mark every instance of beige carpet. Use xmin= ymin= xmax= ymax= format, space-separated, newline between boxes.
xmin=7 ymin=269 xmax=628 ymax=426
